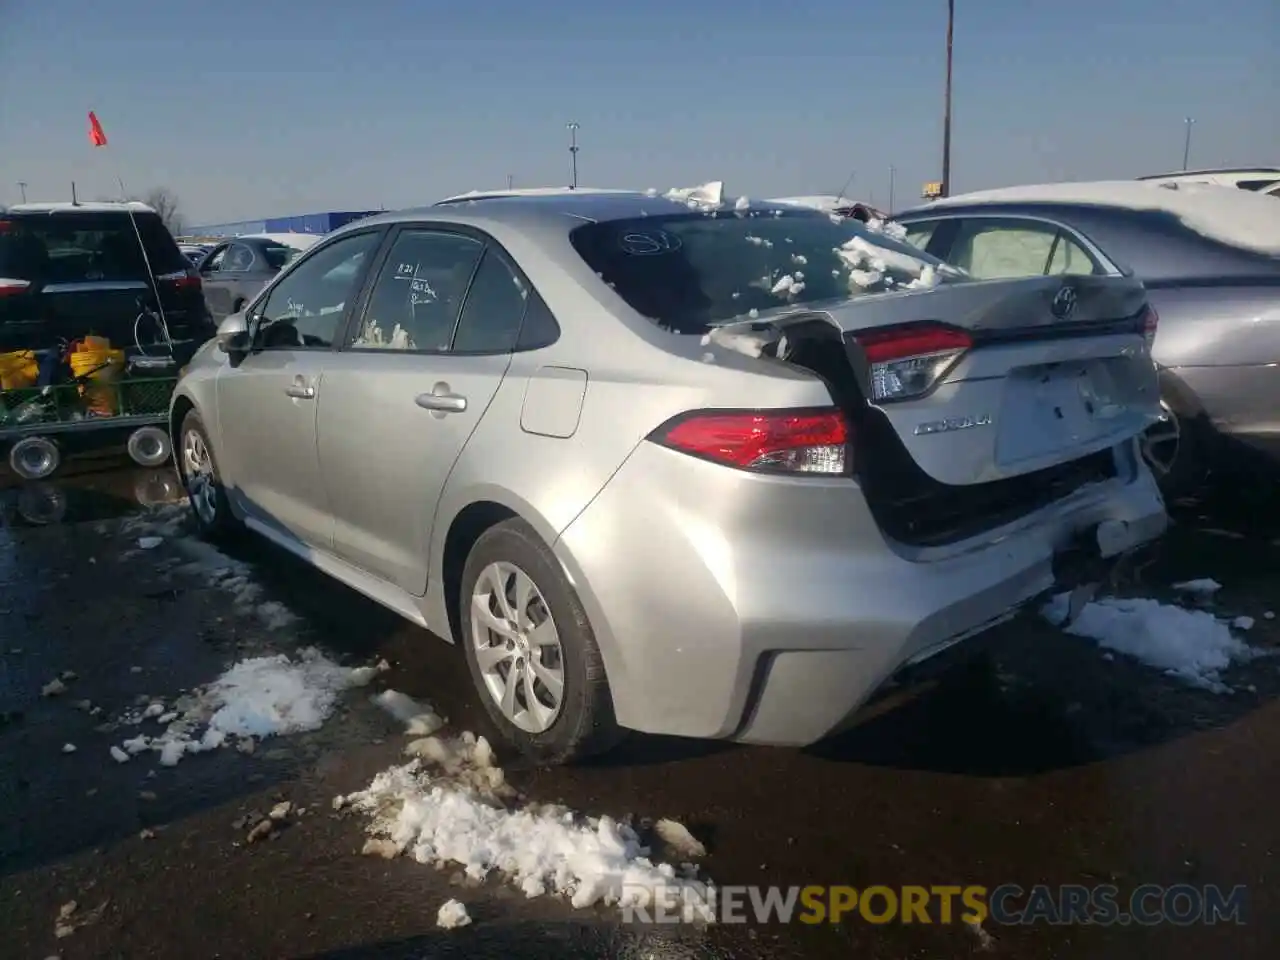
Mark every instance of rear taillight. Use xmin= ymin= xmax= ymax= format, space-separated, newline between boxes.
xmin=0 ymin=277 xmax=31 ymax=297
xmin=1142 ymin=304 xmax=1159 ymax=348
xmin=157 ymin=268 xmax=202 ymax=292
xmin=649 ymin=408 xmax=850 ymax=475
xmin=852 ymin=323 xmax=972 ymax=403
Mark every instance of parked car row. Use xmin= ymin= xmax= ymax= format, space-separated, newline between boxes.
xmin=169 ymin=187 xmax=1170 ymax=765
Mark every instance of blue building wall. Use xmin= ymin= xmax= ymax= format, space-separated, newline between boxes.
xmin=188 ymin=210 xmax=380 ymax=238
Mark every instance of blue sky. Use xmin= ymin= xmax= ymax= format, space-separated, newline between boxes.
xmin=1 ymin=0 xmax=1276 ymax=223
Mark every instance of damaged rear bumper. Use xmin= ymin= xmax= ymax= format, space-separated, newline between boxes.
xmin=554 ymin=439 xmax=1167 ymax=748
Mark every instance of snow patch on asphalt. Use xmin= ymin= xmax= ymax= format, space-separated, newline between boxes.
xmin=436 ymin=899 xmax=472 ymax=929
xmin=108 ymin=648 xmax=384 ymax=766
xmin=1043 ymin=593 xmax=1258 ymax=691
xmin=121 ymin=502 xmax=298 ymax=630
xmin=337 ymin=729 xmax=712 ymax=920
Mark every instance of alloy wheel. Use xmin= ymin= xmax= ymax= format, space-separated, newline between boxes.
xmin=469 ymin=560 xmax=566 ymax=734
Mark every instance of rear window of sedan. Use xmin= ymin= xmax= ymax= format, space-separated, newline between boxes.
xmin=262 ymin=244 xmax=303 ymax=270
xmin=569 ymin=208 xmax=962 ymax=334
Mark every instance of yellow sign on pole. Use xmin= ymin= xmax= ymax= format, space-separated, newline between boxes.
xmin=922 ymin=181 xmax=943 ymax=199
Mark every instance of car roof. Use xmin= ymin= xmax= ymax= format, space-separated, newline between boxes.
xmin=435 ymin=187 xmax=639 ymax=204
xmin=1136 ymin=166 xmax=1280 ymax=180
xmin=6 ymin=201 xmax=158 ymax=216
xmin=349 ymin=190 xmax=834 ymax=239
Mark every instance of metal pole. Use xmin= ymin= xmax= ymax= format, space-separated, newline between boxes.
xmin=17 ymin=181 xmax=27 ymax=203
xmin=941 ymin=0 xmax=955 ymax=198
xmin=1182 ymin=117 xmax=1195 ymax=170
xmin=888 ymin=166 xmax=896 ymax=214
xmin=567 ymin=122 xmax=580 ymax=190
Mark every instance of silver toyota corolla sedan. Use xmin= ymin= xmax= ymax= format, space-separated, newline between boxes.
xmin=169 ymin=190 xmax=1167 ymax=764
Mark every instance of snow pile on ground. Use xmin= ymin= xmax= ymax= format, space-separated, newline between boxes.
xmin=1043 ymin=593 xmax=1258 ymax=692
xmin=337 ymin=733 xmax=712 ymax=920
xmin=109 ymin=648 xmax=388 ymax=766
xmin=437 ymin=898 xmax=471 ymax=929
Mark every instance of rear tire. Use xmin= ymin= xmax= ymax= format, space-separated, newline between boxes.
xmin=177 ymin=409 xmax=240 ymax=540
xmin=1140 ymin=400 xmax=1207 ymax=502
xmin=459 ymin=518 xmax=623 ymax=765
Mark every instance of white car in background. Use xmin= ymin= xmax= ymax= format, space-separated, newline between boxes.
xmin=1137 ymin=167 xmax=1280 ymax=193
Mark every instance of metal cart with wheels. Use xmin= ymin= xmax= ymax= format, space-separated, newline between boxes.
xmin=1 ymin=358 xmax=178 ymax=480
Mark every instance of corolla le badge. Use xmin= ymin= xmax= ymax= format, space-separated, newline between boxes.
xmin=1051 ymin=285 xmax=1079 ymax=320
xmin=914 ymin=413 xmax=993 ymax=436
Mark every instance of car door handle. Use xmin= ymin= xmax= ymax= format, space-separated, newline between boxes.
xmin=285 ymin=384 xmax=316 ymax=399
xmin=415 ymin=392 xmax=467 ymax=413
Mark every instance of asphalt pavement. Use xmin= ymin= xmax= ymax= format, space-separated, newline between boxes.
xmin=2 ymin=459 xmax=1278 ymax=959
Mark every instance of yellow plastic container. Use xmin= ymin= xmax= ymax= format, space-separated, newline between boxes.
xmin=70 ymin=338 xmax=125 ymax=416
xmin=0 ymin=350 xmax=39 ymax=390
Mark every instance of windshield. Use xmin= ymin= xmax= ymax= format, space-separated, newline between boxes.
xmin=263 ymin=244 xmax=302 ymax=270
xmin=569 ymin=209 xmax=962 ymax=334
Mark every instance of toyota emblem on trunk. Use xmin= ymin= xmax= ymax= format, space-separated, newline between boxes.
xmin=1051 ymin=285 xmax=1079 ymax=320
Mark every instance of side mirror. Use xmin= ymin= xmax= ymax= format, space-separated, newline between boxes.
xmin=216 ymin=312 xmax=251 ymax=354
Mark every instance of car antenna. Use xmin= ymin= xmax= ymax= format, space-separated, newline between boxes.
xmin=833 ymin=168 xmax=856 ymax=205
xmin=115 ymin=175 xmax=174 ymax=352
xmin=71 ymin=181 xmax=79 ymax=206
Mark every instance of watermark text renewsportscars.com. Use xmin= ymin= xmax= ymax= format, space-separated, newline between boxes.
xmin=621 ymin=883 xmax=1248 ymax=927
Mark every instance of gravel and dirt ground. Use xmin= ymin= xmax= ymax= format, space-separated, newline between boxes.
xmin=2 ymin=458 xmax=1278 ymax=959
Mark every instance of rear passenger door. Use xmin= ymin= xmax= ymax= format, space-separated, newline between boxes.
xmin=316 ymin=226 xmax=532 ymax=594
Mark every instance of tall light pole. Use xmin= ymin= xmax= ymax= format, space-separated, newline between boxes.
xmin=1182 ymin=117 xmax=1195 ymax=171
xmin=566 ymin=122 xmax=580 ymax=190
xmin=17 ymin=181 xmax=27 ymax=203
xmin=940 ymin=0 xmax=955 ymax=198
xmin=888 ymin=165 xmax=896 ymax=214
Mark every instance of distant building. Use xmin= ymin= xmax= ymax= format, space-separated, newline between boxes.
xmin=187 ymin=210 xmax=381 ymax=238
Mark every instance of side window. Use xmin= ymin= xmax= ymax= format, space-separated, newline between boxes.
xmin=901 ymin=221 xmax=937 ymax=252
xmin=202 ymin=245 xmax=228 ymax=272
xmin=1045 ymin=232 xmax=1097 ymax=276
xmin=516 ymin=291 xmax=560 ymax=350
xmin=452 ymin=249 xmax=529 ymax=353
xmin=350 ymin=231 xmax=483 ymax=352
xmin=255 ymin=231 xmax=381 ymax=350
xmin=225 ymin=243 xmax=255 ymax=272
xmin=947 ymin=218 xmax=1096 ymax=280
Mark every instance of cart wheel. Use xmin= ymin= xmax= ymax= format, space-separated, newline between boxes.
xmin=127 ymin=425 xmax=172 ymax=468
xmin=9 ymin=436 xmax=61 ymax=480
xmin=133 ymin=471 xmax=184 ymax=508
xmin=16 ymin=483 xmax=68 ymax=525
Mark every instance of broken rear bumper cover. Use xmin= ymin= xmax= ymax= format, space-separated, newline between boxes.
xmin=554 ymin=440 xmax=1167 ymax=747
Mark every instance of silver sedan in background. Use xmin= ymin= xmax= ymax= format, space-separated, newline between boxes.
xmin=169 ymin=191 xmax=1166 ymax=764
xmin=894 ymin=181 xmax=1280 ymax=496
xmin=197 ymin=233 xmax=320 ymax=321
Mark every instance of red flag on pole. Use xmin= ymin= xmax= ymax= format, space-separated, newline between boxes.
xmin=88 ymin=111 xmax=108 ymax=147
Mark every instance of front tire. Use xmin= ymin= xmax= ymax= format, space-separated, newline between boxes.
xmin=459 ymin=518 xmax=622 ymax=765
xmin=177 ymin=409 xmax=240 ymax=540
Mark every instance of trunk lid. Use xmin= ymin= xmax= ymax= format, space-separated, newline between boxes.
xmin=762 ymin=274 xmax=1162 ymax=486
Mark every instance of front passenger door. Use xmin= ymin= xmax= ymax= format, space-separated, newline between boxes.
xmin=199 ymin=244 xmax=233 ymax=319
xmin=214 ymin=230 xmax=383 ymax=548
xmin=318 ymin=228 xmax=531 ymax=593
